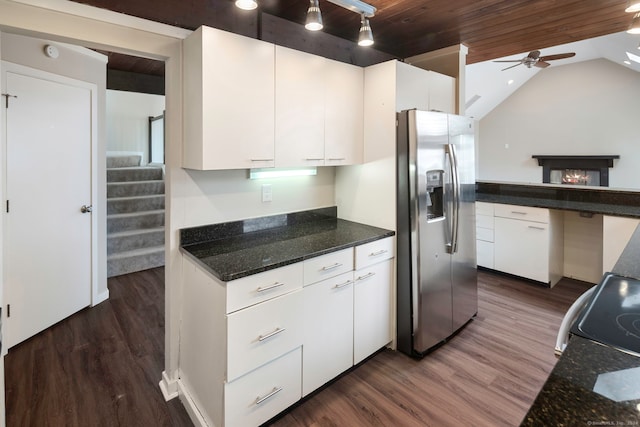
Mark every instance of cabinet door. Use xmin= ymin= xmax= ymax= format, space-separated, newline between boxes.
xmin=275 ymin=46 xmax=326 ymax=167
xmin=494 ymin=217 xmax=549 ymax=283
xmin=427 ymin=71 xmax=456 ymax=114
xmin=324 ymin=59 xmax=363 ymax=165
xmin=183 ymin=26 xmax=275 ymax=170
xmin=353 ymin=259 xmax=393 ymax=364
xmin=302 ymin=272 xmax=354 ymax=396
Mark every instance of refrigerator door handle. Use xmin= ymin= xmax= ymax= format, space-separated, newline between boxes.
xmin=446 ymin=144 xmax=460 ymax=253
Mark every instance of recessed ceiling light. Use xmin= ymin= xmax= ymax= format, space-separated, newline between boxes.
xmin=626 ymin=51 xmax=640 ymax=64
xmin=507 ymin=79 xmax=514 ymax=85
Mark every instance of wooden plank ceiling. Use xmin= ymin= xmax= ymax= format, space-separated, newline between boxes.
xmin=74 ymin=0 xmax=633 ymax=74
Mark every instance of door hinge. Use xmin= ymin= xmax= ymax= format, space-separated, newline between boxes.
xmin=1 ymin=93 xmax=17 ymax=108
xmin=7 ymin=304 xmax=10 ymax=318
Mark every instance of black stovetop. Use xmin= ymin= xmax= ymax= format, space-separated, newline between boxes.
xmin=571 ymin=272 xmax=640 ymax=357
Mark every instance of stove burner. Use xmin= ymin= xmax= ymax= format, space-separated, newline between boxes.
xmin=616 ymin=313 xmax=640 ymax=341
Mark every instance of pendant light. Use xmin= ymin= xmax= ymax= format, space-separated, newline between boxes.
xmin=235 ymin=0 xmax=257 ymax=10
xmin=628 ymin=12 xmax=640 ymax=34
xmin=358 ymin=14 xmax=374 ymax=46
xmin=305 ymin=0 xmax=323 ymax=31
xmin=626 ymin=0 xmax=640 ymax=13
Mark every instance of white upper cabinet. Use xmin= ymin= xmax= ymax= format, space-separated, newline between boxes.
xmin=275 ymin=46 xmax=326 ymax=167
xmin=427 ymin=70 xmax=456 ymax=114
xmin=275 ymin=46 xmax=364 ymax=167
xmin=183 ymin=26 xmax=275 ymax=170
xmin=324 ymin=58 xmax=364 ymax=166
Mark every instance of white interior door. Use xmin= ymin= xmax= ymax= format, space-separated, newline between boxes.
xmin=4 ymin=66 xmax=93 ymax=349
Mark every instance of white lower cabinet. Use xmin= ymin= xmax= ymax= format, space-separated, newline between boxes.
xmin=353 ymin=259 xmax=393 ymax=364
xmin=180 ymin=236 xmax=395 ymax=427
xmin=302 ymin=271 xmax=354 ymax=396
xmin=225 ymin=347 xmax=302 ymax=427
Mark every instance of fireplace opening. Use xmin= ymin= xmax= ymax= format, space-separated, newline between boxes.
xmin=532 ymin=155 xmax=619 ymax=187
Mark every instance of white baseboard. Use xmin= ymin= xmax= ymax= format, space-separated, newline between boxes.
xmin=159 ymin=370 xmax=179 ymax=401
xmin=92 ymin=289 xmax=109 ymax=306
xmin=178 ymin=380 xmax=210 ymax=427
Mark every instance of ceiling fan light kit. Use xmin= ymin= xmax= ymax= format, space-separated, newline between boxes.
xmin=625 ymin=0 xmax=640 ymax=13
xmin=235 ymin=0 xmax=376 ymax=46
xmin=492 ymin=50 xmax=576 ymax=71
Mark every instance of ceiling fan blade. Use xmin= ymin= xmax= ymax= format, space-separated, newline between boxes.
xmin=501 ymin=63 xmax=522 ymax=71
xmin=539 ymin=52 xmax=575 ymax=61
xmin=493 ymin=60 xmax=523 ymax=63
xmin=535 ymin=61 xmax=550 ymax=68
xmin=528 ymin=50 xmax=541 ymax=60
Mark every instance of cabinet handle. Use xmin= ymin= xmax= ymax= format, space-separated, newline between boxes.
xmin=356 ymin=272 xmax=376 ymax=281
xmin=333 ymin=280 xmax=352 ymax=289
xmin=250 ymin=158 xmax=274 ymax=162
xmin=321 ymin=262 xmax=343 ymax=271
xmin=255 ymin=386 xmax=283 ymax=405
xmin=327 ymin=158 xmax=345 ymax=161
xmin=528 ymin=226 xmax=546 ymax=231
xmin=305 ymin=158 xmax=324 ymax=161
xmin=369 ymin=249 xmax=388 ymax=257
xmin=511 ymin=211 xmax=528 ymax=215
xmin=256 ymin=282 xmax=285 ymax=293
xmin=258 ymin=327 xmax=286 ymax=342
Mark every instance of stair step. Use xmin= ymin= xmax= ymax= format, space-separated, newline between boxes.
xmin=107 ymin=166 xmax=163 ymax=183
xmin=108 ymin=227 xmax=165 ymax=254
xmin=108 ymin=210 xmax=165 ymax=233
xmin=107 ymin=246 xmax=164 ymax=278
xmin=107 ymin=155 xmax=141 ymax=168
xmin=108 ymin=195 xmax=165 ymax=215
xmin=107 ymin=180 xmax=165 ymax=198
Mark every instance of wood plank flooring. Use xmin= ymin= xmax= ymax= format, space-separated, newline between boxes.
xmin=4 ymin=268 xmax=590 ymax=427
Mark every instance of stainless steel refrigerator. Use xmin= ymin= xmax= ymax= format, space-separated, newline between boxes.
xmin=396 ymin=109 xmax=478 ymax=357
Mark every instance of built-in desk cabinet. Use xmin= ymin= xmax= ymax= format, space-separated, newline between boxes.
xmin=180 ymin=236 xmax=394 ymax=427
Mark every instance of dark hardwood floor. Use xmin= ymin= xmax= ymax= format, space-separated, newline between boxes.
xmin=4 ymin=268 xmax=590 ymax=427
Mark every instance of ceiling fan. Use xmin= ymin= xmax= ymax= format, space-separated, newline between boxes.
xmin=493 ymin=50 xmax=576 ymax=71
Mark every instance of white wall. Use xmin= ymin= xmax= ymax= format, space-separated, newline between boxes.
xmin=106 ymin=89 xmax=164 ymax=164
xmin=478 ymin=59 xmax=640 ymax=189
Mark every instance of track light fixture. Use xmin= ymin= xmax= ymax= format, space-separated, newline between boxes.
xmin=305 ymin=0 xmax=324 ymax=31
xmin=626 ymin=1 xmax=640 ymax=13
xmin=628 ymin=12 xmax=640 ymax=34
xmin=235 ymin=0 xmax=257 ymax=10
xmin=358 ymin=14 xmax=374 ymax=46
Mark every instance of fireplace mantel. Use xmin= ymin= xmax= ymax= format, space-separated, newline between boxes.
xmin=531 ymin=155 xmax=619 ymax=187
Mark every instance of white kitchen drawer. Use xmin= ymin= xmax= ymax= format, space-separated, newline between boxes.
xmin=476 ymin=239 xmax=494 ymax=269
xmin=476 ymin=226 xmax=494 ymax=242
xmin=303 ymin=247 xmax=353 ymax=286
xmin=355 ymin=236 xmax=394 ymax=270
xmin=494 ymin=204 xmax=549 ymax=224
xmin=476 ymin=214 xmax=494 ymax=230
xmin=225 ymin=347 xmax=302 ymax=427
xmin=476 ymin=202 xmax=494 ymax=216
xmin=226 ymin=263 xmax=303 ymax=314
xmin=227 ymin=289 xmax=303 ymax=381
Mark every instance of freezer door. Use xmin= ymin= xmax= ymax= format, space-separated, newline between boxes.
xmin=411 ymin=110 xmax=454 ymax=352
xmin=448 ymin=114 xmax=478 ymax=331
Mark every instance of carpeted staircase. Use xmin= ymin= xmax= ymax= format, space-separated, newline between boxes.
xmin=107 ymin=155 xmax=165 ymax=277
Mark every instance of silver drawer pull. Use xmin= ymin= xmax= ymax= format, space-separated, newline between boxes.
xmin=528 ymin=226 xmax=546 ymax=231
xmin=250 ymin=158 xmax=274 ymax=162
xmin=511 ymin=211 xmax=528 ymax=215
xmin=322 ymin=262 xmax=343 ymax=271
xmin=369 ymin=249 xmax=388 ymax=257
xmin=258 ymin=327 xmax=285 ymax=342
xmin=255 ymin=386 xmax=283 ymax=405
xmin=305 ymin=158 xmax=324 ymax=161
xmin=333 ymin=280 xmax=352 ymax=289
xmin=256 ymin=282 xmax=284 ymax=293
xmin=327 ymin=158 xmax=345 ymax=161
xmin=356 ymin=272 xmax=376 ymax=281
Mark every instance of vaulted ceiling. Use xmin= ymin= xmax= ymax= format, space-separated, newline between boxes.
xmin=73 ymin=0 xmax=635 ymax=75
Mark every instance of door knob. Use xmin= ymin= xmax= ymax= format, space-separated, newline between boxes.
xmin=80 ymin=205 xmax=92 ymax=213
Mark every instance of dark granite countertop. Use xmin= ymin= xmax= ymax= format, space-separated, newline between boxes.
xmin=521 ymin=336 xmax=640 ymax=426
xmin=180 ymin=207 xmax=395 ymax=282
xmin=522 ymin=224 xmax=640 ymax=425
xmin=477 ymin=181 xmax=640 ymax=218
